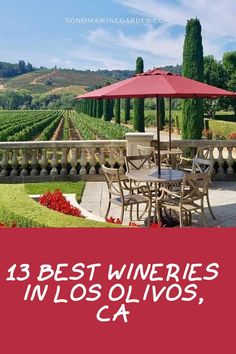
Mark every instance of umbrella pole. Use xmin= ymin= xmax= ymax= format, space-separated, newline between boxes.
xmin=156 ymin=97 xmax=161 ymax=175
xmin=169 ymin=98 xmax=172 ymax=151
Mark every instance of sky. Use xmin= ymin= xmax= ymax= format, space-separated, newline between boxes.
xmin=0 ymin=0 xmax=235 ymax=71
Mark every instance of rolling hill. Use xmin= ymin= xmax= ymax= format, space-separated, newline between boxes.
xmin=2 ymin=69 xmax=116 ymax=95
xmin=0 ymin=64 xmax=182 ymax=95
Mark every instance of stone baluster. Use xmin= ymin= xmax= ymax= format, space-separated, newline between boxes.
xmin=109 ymin=147 xmax=117 ymax=168
xmin=209 ymin=147 xmax=215 ymax=174
xmin=69 ymin=148 xmax=78 ymax=175
xmin=0 ymin=150 xmax=9 ymax=177
xmin=20 ymin=149 xmax=28 ymax=176
xmin=61 ymin=148 xmax=68 ymax=175
xmin=89 ymin=148 xmax=96 ymax=175
xmin=217 ymin=147 xmax=225 ymax=178
xmin=50 ymin=149 xmax=58 ymax=176
xmin=79 ymin=148 xmax=87 ymax=175
xmin=10 ymin=149 xmax=19 ymax=177
xmin=226 ymin=146 xmax=234 ymax=175
xmin=98 ymin=147 xmax=106 ymax=174
xmin=31 ymin=149 xmax=39 ymax=176
xmin=118 ymin=147 xmax=125 ymax=174
xmin=39 ymin=149 xmax=49 ymax=176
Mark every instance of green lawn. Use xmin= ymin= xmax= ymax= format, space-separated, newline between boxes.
xmin=24 ymin=181 xmax=85 ymax=202
xmin=0 ymin=184 xmax=120 ymax=228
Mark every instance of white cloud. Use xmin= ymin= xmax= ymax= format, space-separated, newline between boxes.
xmin=115 ymin=0 xmax=236 ymax=62
xmin=68 ymin=45 xmax=131 ymax=70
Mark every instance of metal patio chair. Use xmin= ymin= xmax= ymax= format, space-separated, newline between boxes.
xmin=102 ymin=165 xmax=151 ymax=224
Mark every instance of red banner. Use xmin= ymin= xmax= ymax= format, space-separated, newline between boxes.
xmin=0 ymin=228 xmax=235 ymax=353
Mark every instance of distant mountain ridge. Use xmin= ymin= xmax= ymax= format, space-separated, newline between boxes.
xmin=0 ymin=60 xmax=182 ymax=94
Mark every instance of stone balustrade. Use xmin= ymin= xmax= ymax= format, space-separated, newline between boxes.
xmin=0 ymin=140 xmax=126 ymax=182
xmin=1 ymin=136 xmax=236 ymax=182
xmin=152 ymin=139 xmax=236 ymax=180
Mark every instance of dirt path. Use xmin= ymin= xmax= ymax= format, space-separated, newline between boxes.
xmin=31 ymin=70 xmax=57 ymax=85
xmin=51 ymin=117 xmax=64 ymax=141
xmin=68 ymin=117 xmax=82 ymax=140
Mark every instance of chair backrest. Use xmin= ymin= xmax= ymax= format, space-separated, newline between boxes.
xmin=196 ymin=146 xmax=211 ymax=159
xmin=191 ymin=158 xmax=213 ymax=175
xmin=125 ymin=155 xmax=153 ymax=173
xmin=181 ymin=171 xmax=210 ymax=203
xmin=102 ymin=165 xmax=124 ymax=200
xmin=137 ymin=145 xmax=157 ymax=167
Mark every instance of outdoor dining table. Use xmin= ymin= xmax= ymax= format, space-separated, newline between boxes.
xmin=126 ymin=167 xmax=185 ymax=225
xmin=126 ymin=167 xmax=185 ymax=189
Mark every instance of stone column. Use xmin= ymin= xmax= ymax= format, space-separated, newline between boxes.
xmin=125 ymin=132 xmax=154 ymax=156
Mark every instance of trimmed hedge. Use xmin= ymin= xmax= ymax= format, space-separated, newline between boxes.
xmin=212 ymin=114 xmax=236 ymax=122
xmin=0 ymin=184 xmax=119 ymax=228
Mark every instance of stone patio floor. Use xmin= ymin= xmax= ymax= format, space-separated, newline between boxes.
xmin=80 ymin=180 xmax=236 ymax=227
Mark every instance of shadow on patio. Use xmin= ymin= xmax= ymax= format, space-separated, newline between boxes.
xmin=80 ymin=181 xmax=236 ymax=227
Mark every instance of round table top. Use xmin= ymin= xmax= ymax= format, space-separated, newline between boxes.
xmin=159 ymin=149 xmax=183 ymax=155
xmin=126 ymin=167 xmax=185 ymax=183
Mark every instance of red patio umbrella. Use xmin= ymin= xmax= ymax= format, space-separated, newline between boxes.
xmin=76 ymin=68 xmax=236 ymax=173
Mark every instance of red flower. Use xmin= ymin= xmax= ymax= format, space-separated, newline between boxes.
xmin=129 ymin=221 xmax=139 ymax=227
xmin=150 ymin=223 xmax=161 ymax=229
xmin=106 ymin=217 xmax=122 ymax=224
xmin=39 ymin=190 xmax=82 ymax=218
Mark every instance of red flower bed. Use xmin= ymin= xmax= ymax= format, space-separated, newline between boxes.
xmin=228 ymin=132 xmax=236 ymax=140
xmin=39 ymin=190 xmax=82 ymax=217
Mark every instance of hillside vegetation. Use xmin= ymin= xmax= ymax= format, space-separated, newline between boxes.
xmin=3 ymin=68 xmax=116 ymax=94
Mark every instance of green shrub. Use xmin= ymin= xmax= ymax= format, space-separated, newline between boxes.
xmin=212 ymin=114 xmax=236 ymax=122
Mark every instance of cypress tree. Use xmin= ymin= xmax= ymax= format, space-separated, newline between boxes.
xmin=93 ymin=100 xmax=97 ymax=117
xmin=182 ymin=18 xmax=204 ymax=140
xmin=89 ymin=100 xmax=93 ymax=116
xmin=103 ymin=100 xmax=110 ymax=121
xmin=133 ymin=57 xmax=145 ymax=132
xmin=85 ymin=100 xmax=88 ymax=115
xmin=160 ymin=98 xmax=165 ymax=129
xmin=114 ymin=99 xmax=121 ymax=124
xmin=96 ymin=99 xmax=103 ymax=118
xmin=124 ymin=98 xmax=130 ymax=122
xmin=109 ymin=100 xmax=114 ymax=120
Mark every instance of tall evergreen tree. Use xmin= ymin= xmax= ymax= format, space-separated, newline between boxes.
xmin=133 ymin=57 xmax=145 ymax=132
xmin=103 ymin=100 xmax=110 ymax=121
xmin=160 ymin=98 xmax=165 ymax=129
xmin=96 ymin=99 xmax=103 ymax=118
xmin=109 ymin=100 xmax=114 ymax=120
xmin=114 ymin=99 xmax=121 ymax=124
xmin=182 ymin=19 xmax=204 ymax=140
xmin=89 ymin=100 xmax=94 ymax=116
xmin=124 ymin=98 xmax=130 ymax=122
xmin=93 ymin=100 xmax=97 ymax=117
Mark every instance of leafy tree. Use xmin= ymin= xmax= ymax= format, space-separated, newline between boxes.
xmin=222 ymin=51 xmax=236 ymax=115
xmin=182 ymin=18 xmax=204 ymax=140
xmin=203 ymin=55 xmax=228 ymax=117
xmin=114 ymin=99 xmax=121 ymax=124
xmin=27 ymin=62 xmax=33 ymax=72
xmin=18 ymin=60 xmax=26 ymax=74
xmin=133 ymin=57 xmax=145 ymax=132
